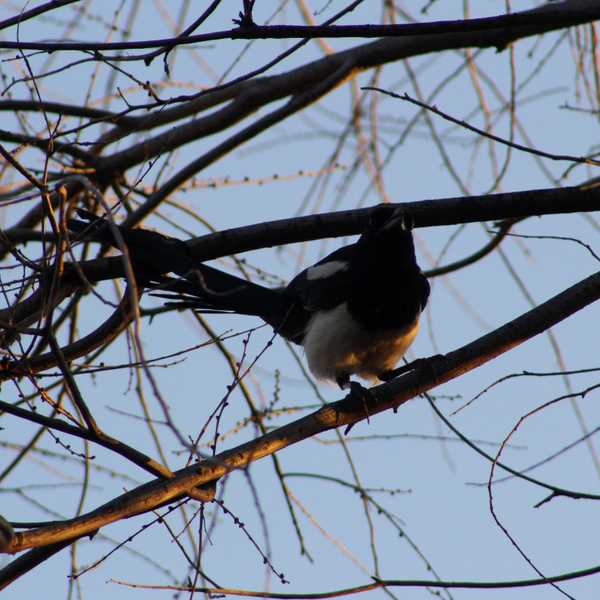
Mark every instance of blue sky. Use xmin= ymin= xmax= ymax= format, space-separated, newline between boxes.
xmin=1 ymin=2 xmax=599 ymax=599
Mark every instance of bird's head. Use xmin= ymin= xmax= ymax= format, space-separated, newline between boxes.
xmin=358 ymin=205 xmax=417 ymax=265
xmin=367 ymin=204 xmax=411 ymax=230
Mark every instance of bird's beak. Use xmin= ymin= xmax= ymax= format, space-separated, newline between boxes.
xmin=382 ymin=209 xmax=412 ymax=232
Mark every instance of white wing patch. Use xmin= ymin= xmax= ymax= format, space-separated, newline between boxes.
xmin=305 ymin=260 xmax=348 ymax=281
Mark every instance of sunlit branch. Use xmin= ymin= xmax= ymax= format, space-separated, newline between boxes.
xmin=4 ymin=267 xmax=600 ymax=554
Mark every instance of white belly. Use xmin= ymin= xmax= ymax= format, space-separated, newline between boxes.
xmin=303 ymin=303 xmax=419 ymax=383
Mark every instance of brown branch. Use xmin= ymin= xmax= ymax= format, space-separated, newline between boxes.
xmin=110 ymin=561 xmax=600 ymax=596
xmin=131 ymin=0 xmax=223 ymax=66
xmin=0 ymin=228 xmax=56 ymax=248
xmin=5 ymin=267 xmax=600 ymax=554
xmin=0 ymin=177 xmax=89 ymax=262
xmin=0 ymin=278 xmax=79 ymax=346
xmin=0 ymin=398 xmax=171 ymax=480
xmin=0 ymin=144 xmax=43 ymax=190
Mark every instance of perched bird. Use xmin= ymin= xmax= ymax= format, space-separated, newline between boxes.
xmin=68 ymin=206 xmax=430 ymax=390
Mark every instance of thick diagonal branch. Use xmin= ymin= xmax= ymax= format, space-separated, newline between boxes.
xmin=5 ymin=268 xmax=600 ymax=555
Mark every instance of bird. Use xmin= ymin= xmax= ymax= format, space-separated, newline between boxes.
xmin=68 ymin=206 xmax=430 ymax=391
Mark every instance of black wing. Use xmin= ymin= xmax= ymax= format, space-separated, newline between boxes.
xmin=285 ymin=243 xmax=358 ymax=311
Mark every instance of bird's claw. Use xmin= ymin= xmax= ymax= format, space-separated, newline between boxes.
xmin=343 ymin=381 xmax=375 ymax=434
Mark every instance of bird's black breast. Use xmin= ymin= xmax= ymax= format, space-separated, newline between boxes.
xmin=347 ymin=269 xmax=430 ymax=331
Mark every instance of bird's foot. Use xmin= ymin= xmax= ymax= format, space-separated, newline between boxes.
xmin=336 ymin=374 xmax=350 ymax=390
xmin=342 ymin=380 xmax=375 ymax=435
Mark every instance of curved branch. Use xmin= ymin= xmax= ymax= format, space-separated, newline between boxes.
xmin=3 ymin=286 xmax=138 ymax=379
xmin=0 ymin=398 xmax=171 ymax=480
xmin=0 ymin=278 xmax=79 ymax=345
xmin=425 ymin=219 xmax=516 ymax=278
xmin=110 ymin=562 xmax=600 ymax=595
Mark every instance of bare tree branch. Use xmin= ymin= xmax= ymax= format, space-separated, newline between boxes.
xmin=5 ymin=267 xmax=600 ymax=554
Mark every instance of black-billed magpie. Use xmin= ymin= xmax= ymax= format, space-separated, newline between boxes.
xmin=68 ymin=207 xmax=430 ymax=390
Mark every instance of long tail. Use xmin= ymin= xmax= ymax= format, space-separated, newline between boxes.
xmin=152 ymin=266 xmax=308 ymax=344
xmin=69 ymin=210 xmax=308 ymax=342
xmin=153 ymin=265 xmax=285 ymax=316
